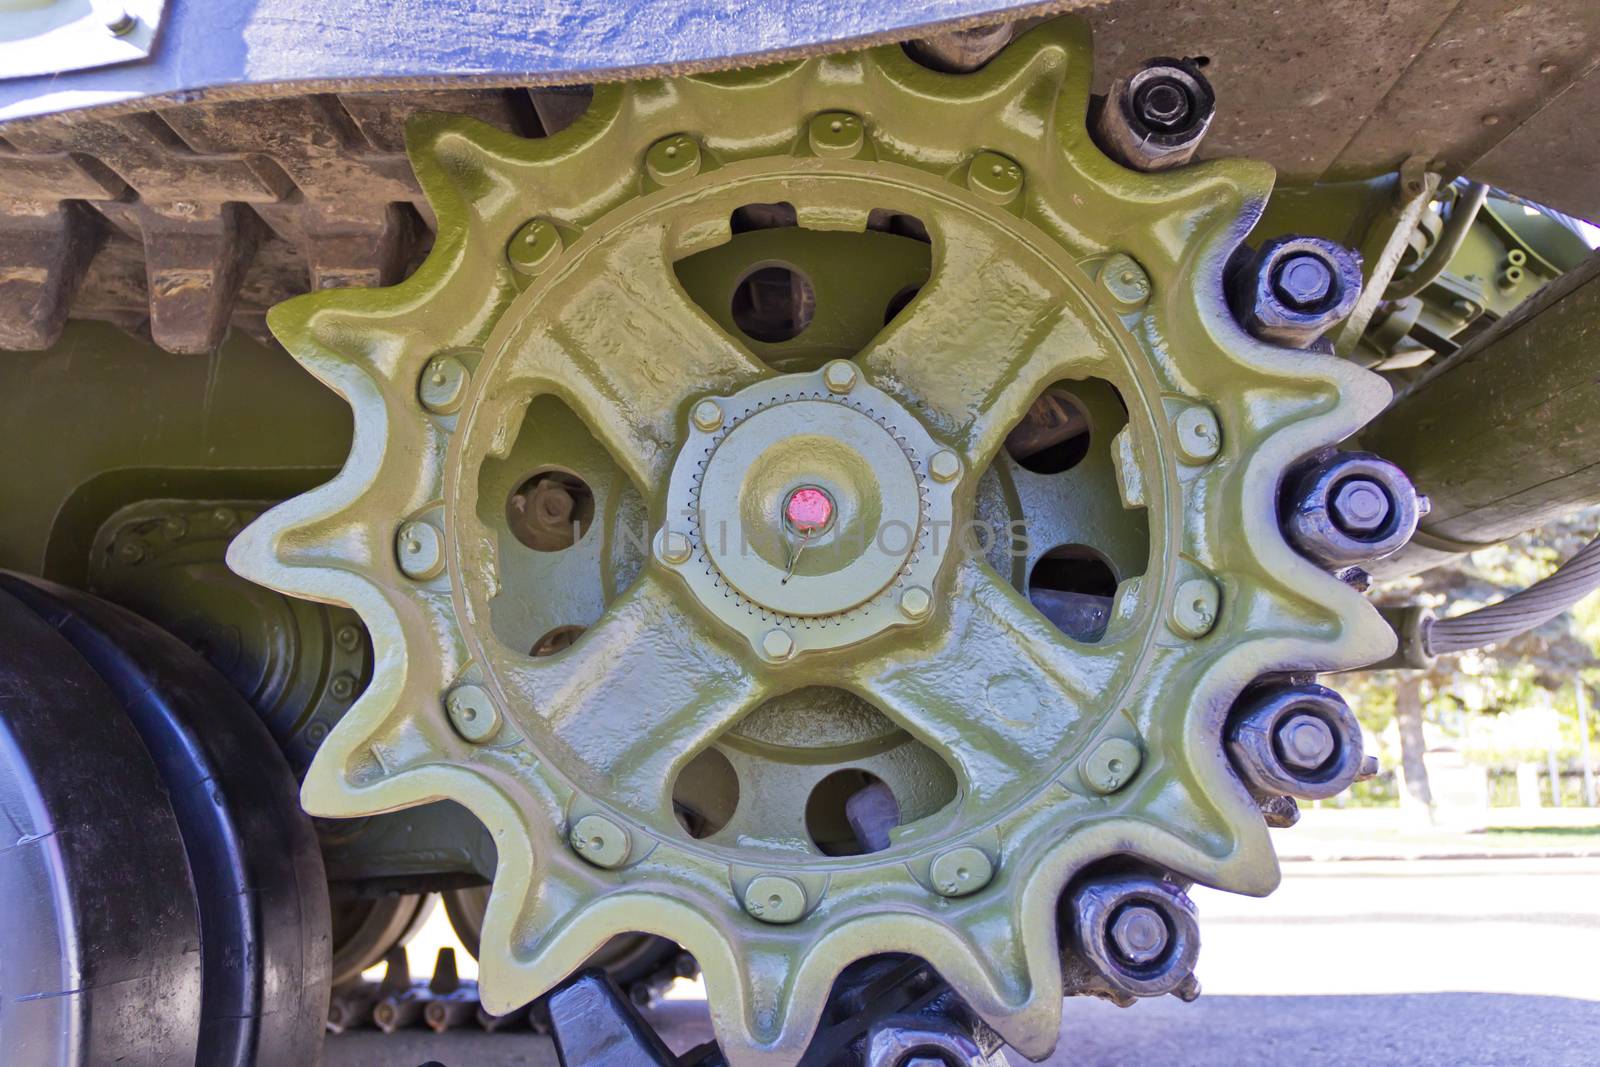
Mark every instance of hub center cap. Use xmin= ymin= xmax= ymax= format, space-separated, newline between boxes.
xmin=784 ymin=486 xmax=834 ymax=533
xmin=657 ymin=360 xmax=958 ymax=659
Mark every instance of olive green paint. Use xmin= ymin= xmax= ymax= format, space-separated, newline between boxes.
xmin=228 ymin=18 xmax=1395 ymax=1066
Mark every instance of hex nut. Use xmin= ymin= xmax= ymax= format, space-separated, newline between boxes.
xmin=1169 ymin=577 xmax=1219 ymax=639
xmin=929 ymin=846 xmax=993 ymax=897
xmin=822 ymin=359 xmax=858 ymax=394
xmin=1082 ymin=736 xmax=1143 ymax=795
xmin=1226 ymin=683 xmax=1364 ymax=800
xmin=1278 ymin=712 xmax=1336 ymax=772
xmin=419 ymin=354 xmax=470 ymax=415
xmin=396 ymin=520 xmax=445 ymax=581
xmin=1282 ymin=451 xmax=1421 ymax=568
xmin=1229 ymin=236 xmax=1363 ymax=348
xmin=928 ymin=450 xmax=961 ymax=483
xmin=743 ymin=874 xmax=807 ymax=923
xmin=808 ymin=112 xmax=865 ymax=158
xmin=1094 ymin=58 xmax=1215 ymax=171
xmin=1070 ymin=875 xmax=1200 ymax=999
xmin=646 ymin=134 xmax=702 ymax=184
xmin=445 ymin=684 xmax=501 ymax=743
xmin=507 ymin=218 xmax=563 ymax=276
xmin=1173 ymin=405 xmax=1221 ymax=463
xmin=569 ymin=813 xmax=631 ymax=869
xmin=967 ymin=150 xmax=1023 ymax=205
xmin=692 ymin=399 xmax=724 ymax=432
xmin=899 ymin=586 xmax=932 ymax=620
xmin=760 ymin=628 xmax=795 ymax=661
xmin=658 ymin=530 xmax=693 ymax=565
xmin=1110 ymin=904 xmax=1168 ymax=966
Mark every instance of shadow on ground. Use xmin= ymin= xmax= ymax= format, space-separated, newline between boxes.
xmin=325 ymin=991 xmax=1600 ymax=1067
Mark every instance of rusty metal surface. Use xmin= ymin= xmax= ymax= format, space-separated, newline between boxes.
xmin=4 ymin=2 xmax=1600 ymax=356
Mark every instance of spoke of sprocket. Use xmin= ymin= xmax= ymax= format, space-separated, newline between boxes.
xmin=854 ymin=558 xmax=1126 ymax=814
xmin=501 ymin=220 xmax=772 ymax=492
xmin=858 ymin=212 xmax=1122 ymax=472
xmin=495 ymin=571 xmax=771 ymax=817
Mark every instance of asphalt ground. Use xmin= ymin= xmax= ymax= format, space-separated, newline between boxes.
xmin=327 ymin=856 xmax=1600 ymax=1067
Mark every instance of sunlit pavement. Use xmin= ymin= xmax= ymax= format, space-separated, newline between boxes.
xmin=327 ymin=856 xmax=1600 ymax=1066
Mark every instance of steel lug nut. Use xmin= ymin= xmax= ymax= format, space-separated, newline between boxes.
xmin=1230 ymin=235 xmax=1363 ymax=348
xmin=1282 ymin=451 xmax=1421 ymax=568
xmin=1227 ymin=683 xmax=1364 ymax=800
xmin=1070 ymin=875 xmax=1200 ymax=1000
xmin=1093 ymin=57 xmax=1215 ymax=171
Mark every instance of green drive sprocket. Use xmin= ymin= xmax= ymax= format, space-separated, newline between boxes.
xmin=228 ymin=18 xmax=1394 ymax=1064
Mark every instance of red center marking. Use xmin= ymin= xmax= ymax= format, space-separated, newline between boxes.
xmin=785 ymin=487 xmax=833 ymax=531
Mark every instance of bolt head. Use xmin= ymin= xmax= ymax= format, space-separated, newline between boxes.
xmin=760 ymin=628 xmax=795 ymax=661
xmin=569 ymin=813 xmax=631 ymax=869
xmin=928 ymin=450 xmax=961 ymax=483
xmin=743 ymin=874 xmax=806 ymax=923
xmin=659 ymin=530 xmax=692 ymax=564
xmin=1135 ymin=78 xmax=1191 ymax=129
xmin=929 ymin=845 xmax=993 ymax=897
xmin=1278 ymin=712 xmax=1336 ymax=772
xmin=692 ymin=399 xmax=724 ymax=432
xmin=822 ymin=359 xmax=858 ymax=394
xmin=1331 ymin=478 xmax=1392 ymax=536
xmin=445 ymin=684 xmax=501 ymax=743
xmin=1273 ymin=253 xmax=1336 ymax=311
xmin=396 ymin=520 xmax=445 ymax=581
xmin=1110 ymin=904 xmax=1169 ymax=966
xmin=899 ymin=586 xmax=932 ymax=621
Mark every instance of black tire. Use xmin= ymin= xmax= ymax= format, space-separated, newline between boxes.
xmin=0 ymin=587 xmax=203 ymax=1066
xmin=0 ymin=575 xmax=332 ymax=1067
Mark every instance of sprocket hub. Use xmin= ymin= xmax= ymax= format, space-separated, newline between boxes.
xmin=665 ymin=363 xmax=955 ymax=656
xmin=229 ymin=18 xmax=1394 ymax=1065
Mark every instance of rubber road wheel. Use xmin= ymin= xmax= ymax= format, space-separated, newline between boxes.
xmin=1 ymin=575 xmax=332 ymax=1067
xmin=0 ymin=587 xmax=203 ymax=1065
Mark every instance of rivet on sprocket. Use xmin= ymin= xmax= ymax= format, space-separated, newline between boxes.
xmin=967 ymin=150 xmax=1023 ymax=205
xmin=1170 ymin=576 xmax=1221 ymax=639
xmin=930 ymin=846 xmax=994 ymax=897
xmin=647 ymin=133 xmax=703 ymax=185
xmin=1081 ymin=736 xmax=1143 ymax=795
xmin=808 ymin=111 xmax=865 ymax=158
xmin=569 ymin=813 xmax=631 ymax=869
xmin=1100 ymin=252 xmax=1151 ymax=310
xmin=1173 ymin=404 xmax=1222 ymax=464
xmin=445 ymin=684 xmax=501 ymax=744
xmin=396 ymin=520 xmax=445 ymax=581
xmin=419 ymin=354 xmax=470 ymax=415
xmin=507 ymin=218 xmax=563 ymax=276
xmin=743 ymin=874 xmax=807 ymax=924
